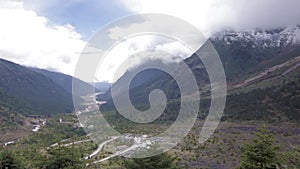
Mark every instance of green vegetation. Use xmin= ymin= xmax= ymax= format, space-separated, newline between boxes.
xmin=0 ymin=109 xmax=24 ymax=131
xmin=0 ymin=114 xmax=299 ymax=169
xmin=225 ymin=79 xmax=300 ymax=121
xmin=0 ymin=114 xmax=90 ymax=169
xmin=124 ymin=152 xmax=179 ymax=169
xmin=44 ymin=145 xmax=85 ymax=169
xmin=212 ymin=40 xmax=281 ymax=81
xmin=280 ymin=147 xmax=300 ymax=168
xmin=0 ymin=59 xmax=75 ymax=115
xmin=239 ymin=126 xmax=279 ymax=169
xmin=102 ymin=76 xmax=300 ymax=124
xmin=0 ymin=149 xmax=23 ymax=169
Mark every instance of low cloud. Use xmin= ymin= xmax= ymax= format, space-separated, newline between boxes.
xmin=95 ymin=34 xmax=191 ymax=82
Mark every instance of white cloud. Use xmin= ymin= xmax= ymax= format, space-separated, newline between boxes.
xmin=93 ymin=12 xmax=209 ymax=82
xmin=118 ymin=0 xmax=300 ymax=35
xmin=94 ymin=34 xmax=192 ymax=83
xmin=0 ymin=0 xmax=86 ymax=75
xmin=22 ymin=0 xmax=85 ymax=14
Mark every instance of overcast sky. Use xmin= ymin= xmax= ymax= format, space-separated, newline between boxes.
xmin=1 ymin=0 xmax=300 ymax=82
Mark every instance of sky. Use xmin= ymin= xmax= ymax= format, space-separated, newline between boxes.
xmin=1 ymin=0 xmax=300 ymax=82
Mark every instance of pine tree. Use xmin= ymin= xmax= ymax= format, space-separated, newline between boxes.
xmin=239 ymin=125 xmax=279 ymax=169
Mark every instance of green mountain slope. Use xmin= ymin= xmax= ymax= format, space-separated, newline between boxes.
xmin=0 ymin=59 xmax=73 ymax=115
xmin=30 ymin=68 xmax=97 ymax=96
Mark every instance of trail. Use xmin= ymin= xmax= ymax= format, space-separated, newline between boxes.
xmin=50 ymin=139 xmax=91 ymax=147
xmin=234 ymin=56 xmax=300 ymax=88
xmin=84 ymin=136 xmax=118 ymax=160
xmin=89 ymin=135 xmax=152 ymax=165
xmin=91 ymin=144 xmax=139 ymax=164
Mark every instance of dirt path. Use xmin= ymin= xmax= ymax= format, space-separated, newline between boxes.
xmin=234 ymin=56 xmax=300 ymax=88
xmin=84 ymin=136 xmax=118 ymax=160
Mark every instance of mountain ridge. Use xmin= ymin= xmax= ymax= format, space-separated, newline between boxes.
xmin=0 ymin=58 xmax=74 ymax=115
xmin=30 ymin=67 xmax=98 ymax=96
xmin=211 ymin=25 xmax=300 ymax=48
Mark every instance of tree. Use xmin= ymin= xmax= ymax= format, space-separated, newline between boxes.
xmin=280 ymin=146 xmax=300 ymax=168
xmin=124 ymin=152 xmax=180 ymax=169
xmin=44 ymin=145 xmax=85 ymax=169
xmin=239 ymin=125 xmax=279 ymax=169
xmin=0 ymin=150 xmax=23 ymax=169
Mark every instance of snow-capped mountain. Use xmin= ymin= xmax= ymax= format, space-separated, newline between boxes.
xmin=211 ymin=25 xmax=300 ymax=48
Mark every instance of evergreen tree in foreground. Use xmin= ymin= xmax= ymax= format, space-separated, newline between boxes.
xmin=239 ymin=125 xmax=279 ymax=169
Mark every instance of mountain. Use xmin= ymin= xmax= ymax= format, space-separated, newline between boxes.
xmin=212 ymin=25 xmax=300 ymax=48
xmin=93 ymin=82 xmax=111 ymax=92
xmin=211 ymin=25 xmax=300 ymax=81
xmin=0 ymin=59 xmax=74 ymax=115
xmin=100 ymin=26 xmax=300 ymax=121
xmin=98 ymin=60 xmax=181 ymax=106
xmin=30 ymin=68 xmax=97 ymax=96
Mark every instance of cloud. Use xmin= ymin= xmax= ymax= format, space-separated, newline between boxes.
xmin=117 ymin=0 xmax=300 ymax=35
xmin=22 ymin=0 xmax=85 ymax=13
xmin=95 ymin=34 xmax=191 ymax=83
xmin=92 ymin=13 xmax=210 ymax=82
xmin=0 ymin=0 xmax=86 ymax=75
xmin=93 ymin=13 xmax=211 ymax=82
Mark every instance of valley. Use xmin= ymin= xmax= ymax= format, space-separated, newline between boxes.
xmin=0 ymin=26 xmax=300 ymax=168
